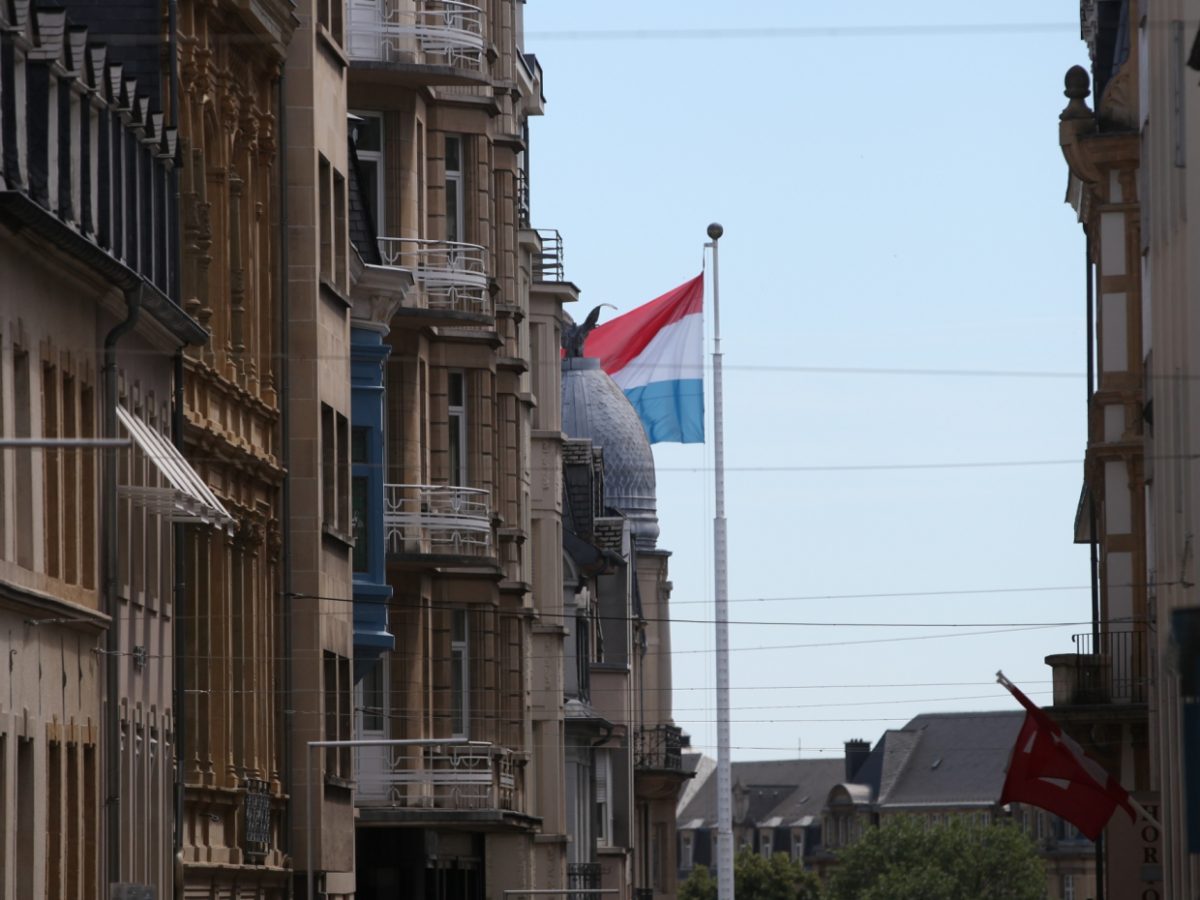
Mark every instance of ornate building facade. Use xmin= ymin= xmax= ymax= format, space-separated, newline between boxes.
xmin=1051 ymin=0 xmax=1200 ymax=896
xmin=0 ymin=1 xmax=230 ymax=897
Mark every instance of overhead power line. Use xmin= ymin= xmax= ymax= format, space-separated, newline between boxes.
xmin=525 ymin=23 xmax=1077 ymax=42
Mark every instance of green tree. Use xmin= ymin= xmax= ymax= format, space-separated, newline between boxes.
xmin=679 ymin=849 xmax=821 ymax=900
xmin=825 ymin=815 xmax=1046 ymax=900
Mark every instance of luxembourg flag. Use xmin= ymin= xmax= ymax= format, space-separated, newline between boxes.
xmin=583 ymin=274 xmax=705 ymax=444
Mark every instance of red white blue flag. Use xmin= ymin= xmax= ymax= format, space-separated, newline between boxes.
xmin=584 ymin=275 xmax=705 ymax=444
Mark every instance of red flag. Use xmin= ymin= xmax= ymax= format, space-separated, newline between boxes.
xmin=998 ymin=673 xmax=1135 ymax=840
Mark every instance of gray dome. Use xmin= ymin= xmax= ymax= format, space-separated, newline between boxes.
xmin=562 ymin=357 xmax=659 ymax=547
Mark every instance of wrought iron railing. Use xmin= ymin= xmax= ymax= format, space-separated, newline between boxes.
xmin=355 ymin=743 xmax=520 ymax=810
xmin=534 ymin=229 xmax=564 ymax=282
xmin=348 ymin=0 xmax=485 ymax=72
xmin=384 ymin=483 xmax=491 ymax=556
xmin=377 ymin=237 xmax=490 ymax=314
xmin=517 ymin=168 xmax=531 ymax=228
xmin=1059 ymin=629 xmax=1150 ymax=704
xmin=634 ymin=724 xmax=683 ymax=772
xmin=568 ymin=862 xmax=602 ymax=900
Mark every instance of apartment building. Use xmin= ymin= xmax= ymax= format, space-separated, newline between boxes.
xmin=65 ymin=0 xmax=299 ymax=892
xmin=562 ymin=348 xmax=691 ymax=900
xmin=0 ymin=2 xmax=233 ymax=897
xmin=342 ymin=2 xmax=575 ymax=897
xmin=1051 ymin=1 xmax=1200 ymax=895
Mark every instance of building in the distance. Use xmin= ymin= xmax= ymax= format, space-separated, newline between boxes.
xmin=678 ymin=713 xmax=1096 ymax=900
xmin=562 ymin=339 xmax=692 ymax=900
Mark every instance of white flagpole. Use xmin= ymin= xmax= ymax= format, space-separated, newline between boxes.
xmin=706 ymin=222 xmax=733 ymax=900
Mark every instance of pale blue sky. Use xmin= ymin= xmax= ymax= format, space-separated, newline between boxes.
xmin=525 ymin=2 xmax=1091 ymax=761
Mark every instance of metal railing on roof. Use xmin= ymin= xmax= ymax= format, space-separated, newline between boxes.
xmin=534 ymin=229 xmax=564 ymax=282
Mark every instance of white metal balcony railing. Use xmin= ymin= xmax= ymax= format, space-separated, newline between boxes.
xmin=384 ymin=483 xmax=491 ymax=555
xmin=356 ymin=743 xmax=518 ymax=810
xmin=377 ymin=238 xmax=490 ymax=315
xmin=348 ymin=0 xmax=485 ymax=72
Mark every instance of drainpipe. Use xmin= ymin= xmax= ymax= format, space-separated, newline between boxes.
xmin=102 ymin=284 xmax=144 ymax=892
xmin=1086 ymin=234 xmax=1100 ymax=648
xmin=172 ymin=348 xmax=187 ymax=900
xmin=277 ymin=64 xmax=295 ymax=899
xmin=166 ymin=2 xmax=186 ymax=895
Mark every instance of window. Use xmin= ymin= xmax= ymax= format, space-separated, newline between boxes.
xmin=317 ymin=0 xmax=344 ymax=45
xmin=319 ymin=156 xmax=332 ymax=282
xmin=444 ymin=136 xmax=464 ymax=243
xmin=358 ymin=657 xmax=387 ymax=735
xmin=334 ymin=170 xmax=347 ymax=288
xmin=14 ymin=347 xmax=33 ymax=569
xmin=16 ymin=738 xmax=32 ymax=897
xmin=451 ymin=609 xmax=469 ymax=737
xmin=447 ymin=371 xmax=467 ymax=485
xmin=595 ymin=749 xmax=613 ymax=847
xmin=352 ymin=112 xmax=384 ymax=234
xmin=760 ymin=830 xmax=772 ymax=858
xmin=351 ymin=426 xmax=369 ymax=571
xmin=654 ymin=823 xmax=667 ymax=891
xmin=323 ymin=651 xmax=352 ymax=778
xmin=321 ymin=404 xmax=351 ymax=537
xmin=680 ymin=832 xmax=693 ymax=871
xmin=1062 ymin=874 xmax=1075 ymax=900
xmin=791 ymin=831 xmax=803 ymax=862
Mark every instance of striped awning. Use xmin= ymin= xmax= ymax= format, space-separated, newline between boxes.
xmin=116 ymin=405 xmax=235 ymax=529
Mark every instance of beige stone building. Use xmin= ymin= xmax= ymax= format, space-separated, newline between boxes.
xmin=1051 ymin=1 xmax=1200 ymax=895
xmin=0 ymin=2 xmax=232 ymax=897
xmin=561 ymin=353 xmax=691 ymax=900
xmin=341 ymin=3 xmax=574 ymax=897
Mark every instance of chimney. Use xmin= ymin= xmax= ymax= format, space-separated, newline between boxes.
xmin=844 ymin=739 xmax=870 ymax=781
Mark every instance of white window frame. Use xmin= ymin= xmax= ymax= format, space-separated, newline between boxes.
xmin=680 ymin=831 xmax=693 ymax=871
xmin=444 ymin=135 xmax=464 ymax=243
xmin=1062 ymin=874 xmax=1075 ymax=900
xmin=595 ymin=748 xmax=613 ymax=847
xmin=356 ymin=655 xmax=388 ymax=738
xmin=448 ymin=370 xmax=467 ymax=486
xmin=451 ymin=609 xmax=469 ymax=738
xmin=759 ymin=830 xmax=772 ymax=859
xmin=351 ymin=110 xmax=385 ymax=235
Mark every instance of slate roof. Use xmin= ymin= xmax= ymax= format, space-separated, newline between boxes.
xmin=677 ymin=757 xmax=844 ymax=830
xmin=878 ymin=711 xmax=1023 ymax=809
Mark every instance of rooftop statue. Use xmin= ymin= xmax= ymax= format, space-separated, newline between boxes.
xmin=561 ymin=304 xmax=615 ymax=358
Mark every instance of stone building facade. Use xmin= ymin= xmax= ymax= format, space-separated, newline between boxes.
xmin=0 ymin=1 xmax=229 ymax=897
xmin=343 ymin=3 xmax=574 ymax=898
xmin=1050 ymin=1 xmax=1200 ymax=895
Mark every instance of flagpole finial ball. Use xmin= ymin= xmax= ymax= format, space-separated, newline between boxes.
xmin=707 ymin=222 xmax=723 ymax=241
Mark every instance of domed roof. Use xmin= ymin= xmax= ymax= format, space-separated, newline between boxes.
xmin=562 ymin=357 xmax=659 ymax=547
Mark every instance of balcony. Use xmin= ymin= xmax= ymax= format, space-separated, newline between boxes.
xmin=384 ymin=483 xmax=492 ymax=557
xmin=1046 ymin=629 xmax=1150 ymax=706
xmin=568 ymin=863 xmax=601 ymax=900
xmin=347 ymin=0 xmax=486 ymax=78
xmin=533 ymin=229 xmax=564 ymax=282
xmin=634 ymin=724 xmax=684 ymax=773
xmin=377 ymin=238 xmax=490 ymax=320
xmin=356 ymin=743 xmax=520 ymax=812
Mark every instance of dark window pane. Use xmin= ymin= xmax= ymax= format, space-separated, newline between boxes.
xmin=352 ymin=426 xmax=369 ymax=464
xmin=352 ymin=475 xmax=368 ymax=571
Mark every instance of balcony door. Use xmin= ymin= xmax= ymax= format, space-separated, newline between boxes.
xmin=348 ymin=0 xmax=383 ymax=59
xmin=355 ymin=656 xmax=391 ymax=803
